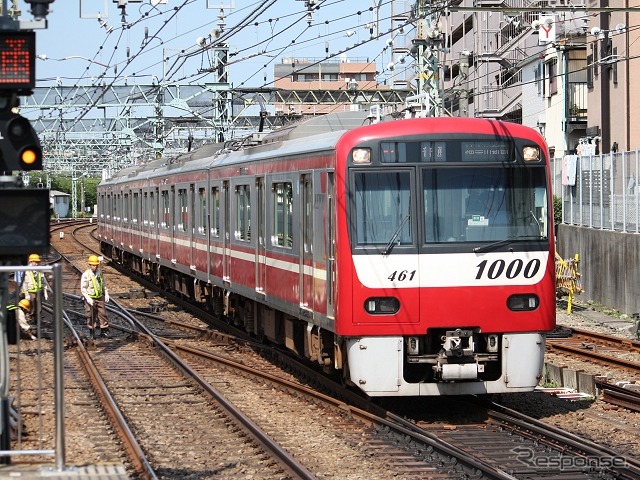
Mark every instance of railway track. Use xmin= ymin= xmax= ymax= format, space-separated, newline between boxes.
xmin=26 ymin=219 xmax=639 ymax=478
xmin=547 ymin=327 xmax=640 ymax=375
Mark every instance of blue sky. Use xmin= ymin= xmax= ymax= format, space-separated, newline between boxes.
xmin=33 ymin=0 xmax=406 ymax=89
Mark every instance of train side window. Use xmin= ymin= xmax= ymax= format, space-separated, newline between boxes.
xmin=113 ymin=193 xmax=120 ymax=222
xmin=211 ymin=186 xmax=220 ymax=237
xmin=142 ymin=193 xmax=148 ymax=226
xmin=178 ymin=189 xmax=188 ymax=232
xmin=132 ymin=192 xmax=139 ymax=225
xmin=161 ymin=190 xmax=170 ymax=229
xmin=271 ymin=181 xmax=293 ymax=248
xmin=149 ymin=191 xmax=155 ymax=227
xmin=235 ymin=184 xmax=251 ymax=242
xmin=123 ymin=193 xmax=129 ymax=222
xmin=197 ymin=187 xmax=206 ymax=235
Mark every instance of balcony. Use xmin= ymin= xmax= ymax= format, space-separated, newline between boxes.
xmin=566 ymin=82 xmax=587 ymax=123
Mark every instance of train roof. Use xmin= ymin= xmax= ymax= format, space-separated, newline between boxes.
xmin=102 ymin=111 xmax=372 ymax=185
xmin=100 ymin=113 xmax=547 ymax=188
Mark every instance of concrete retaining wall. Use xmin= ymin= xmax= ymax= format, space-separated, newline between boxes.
xmin=556 ymin=224 xmax=640 ymax=315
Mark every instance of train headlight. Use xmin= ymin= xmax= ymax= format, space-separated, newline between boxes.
xmin=507 ymin=294 xmax=539 ymax=311
xmin=523 ymin=146 xmax=540 ymax=162
xmin=364 ymin=297 xmax=400 ymax=314
xmin=352 ymin=148 xmax=371 ymax=164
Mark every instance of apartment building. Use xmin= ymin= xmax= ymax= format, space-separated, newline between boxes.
xmin=273 ymin=56 xmax=387 ymax=115
xmin=440 ymin=0 xmax=640 ymax=155
xmin=585 ymin=2 xmax=640 ymax=153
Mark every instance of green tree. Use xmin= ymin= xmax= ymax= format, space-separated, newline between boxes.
xmin=553 ymin=195 xmax=562 ymax=226
xmin=48 ymin=173 xmax=100 ymax=217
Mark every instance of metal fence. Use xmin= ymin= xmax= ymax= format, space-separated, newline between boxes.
xmin=552 ymin=149 xmax=640 ymax=232
xmin=0 ymin=264 xmax=65 ymax=469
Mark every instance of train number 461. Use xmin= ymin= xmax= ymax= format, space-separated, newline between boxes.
xmin=388 ymin=269 xmax=417 ymax=282
xmin=475 ymin=259 xmax=541 ymax=280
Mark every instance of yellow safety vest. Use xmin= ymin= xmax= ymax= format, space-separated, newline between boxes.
xmin=27 ymin=271 xmax=43 ymax=293
xmin=89 ymin=273 xmax=104 ymax=299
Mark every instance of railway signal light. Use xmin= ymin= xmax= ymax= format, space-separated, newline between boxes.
xmin=0 ymin=111 xmax=42 ymax=172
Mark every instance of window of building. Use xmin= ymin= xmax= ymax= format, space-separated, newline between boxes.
xmin=548 ymin=58 xmax=557 ymax=96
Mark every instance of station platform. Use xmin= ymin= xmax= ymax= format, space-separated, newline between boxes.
xmin=0 ymin=463 xmax=129 ymax=479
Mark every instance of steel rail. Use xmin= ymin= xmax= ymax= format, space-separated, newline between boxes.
xmin=107 ymin=301 xmax=317 ymax=480
xmin=487 ymin=401 xmax=640 ymax=478
xmin=595 ymin=379 xmax=640 ymax=413
xmin=567 ymin=327 xmax=640 ymax=353
xmin=546 ymin=342 xmax=640 ymax=373
xmin=43 ymin=305 xmax=157 ymax=479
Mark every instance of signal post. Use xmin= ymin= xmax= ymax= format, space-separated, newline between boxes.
xmin=0 ymin=0 xmax=54 ymax=465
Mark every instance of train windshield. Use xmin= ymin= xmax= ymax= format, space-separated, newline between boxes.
xmin=353 ymin=171 xmax=412 ymax=246
xmin=351 ymin=165 xmax=548 ymax=248
xmin=423 ymin=166 xmax=548 ymax=243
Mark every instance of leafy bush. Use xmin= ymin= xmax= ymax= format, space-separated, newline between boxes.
xmin=553 ymin=195 xmax=562 ymax=225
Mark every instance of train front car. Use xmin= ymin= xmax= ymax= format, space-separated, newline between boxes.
xmin=334 ymin=117 xmax=556 ymax=396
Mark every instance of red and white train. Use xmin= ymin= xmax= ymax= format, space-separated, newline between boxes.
xmin=97 ymin=111 xmax=556 ymax=396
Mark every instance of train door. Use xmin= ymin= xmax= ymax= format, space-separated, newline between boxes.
xmin=299 ymin=174 xmax=314 ymax=311
xmin=255 ymin=177 xmax=266 ymax=293
xmin=123 ymin=191 xmax=131 ymax=249
xmin=142 ymin=191 xmax=148 ymax=258
xmin=134 ymin=189 xmax=142 ymax=254
xmin=105 ymin=193 xmax=112 ymax=243
xmin=152 ymin=187 xmax=159 ymax=259
xmin=326 ymin=172 xmax=335 ymax=319
xmin=189 ymin=184 xmax=195 ymax=270
xmin=222 ymin=181 xmax=230 ymax=281
xmin=170 ymin=186 xmax=176 ymax=263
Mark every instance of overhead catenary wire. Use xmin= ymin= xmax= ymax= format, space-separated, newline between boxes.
xmin=32 ymin=0 xmax=640 ymax=147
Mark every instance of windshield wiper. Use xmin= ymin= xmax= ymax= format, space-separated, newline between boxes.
xmin=473 ymin=235 xmax=546 ymax=254
xmin=383 ymin=214 xmax=410 ymax=256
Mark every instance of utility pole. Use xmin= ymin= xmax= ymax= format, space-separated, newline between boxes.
xmin=413 ymin=0 xmax=443 ymax=116
xmin=458 ymin=51 xmax=470 ymax=117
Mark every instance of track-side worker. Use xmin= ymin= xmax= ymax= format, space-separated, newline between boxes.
xmin=6 ymin=299 xmax=36 ymax=341
xmin=80 ymin=255 xmax=110 ymax=338
xmin=20 ymin=253 xmax=50 ymax=323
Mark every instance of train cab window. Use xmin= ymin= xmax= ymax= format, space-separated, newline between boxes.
xmin=235 ymin=184 xmax=251 ymax=242
xmin=197 ymin=188 xmax=206 ymax=235
xmin=353 ymin=171 xmax=412 ymax=246
xmin=272 ymin=182 xmax=293 ymax=248
xmin=423 ymin=166 xmax=548 ymax=243
xmin=178 ymin=189 xmax=188 ymax=232
xmin=211 ymin=187 xmax=220 ymax=237
xmin=161 ymin=191 xmax=170 ymax=229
